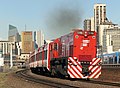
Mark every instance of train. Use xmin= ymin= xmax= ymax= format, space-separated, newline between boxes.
xmin=102 ymin=52 xmax=120 ymax=64
xmin=29 ymin=29 xmax=102 ymax=79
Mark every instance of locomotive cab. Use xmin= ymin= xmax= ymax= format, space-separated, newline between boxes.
xmin=73 ymin=30 xmax=96 ymax=61
xmin=69 ymin=30 xmax=101 ymax=78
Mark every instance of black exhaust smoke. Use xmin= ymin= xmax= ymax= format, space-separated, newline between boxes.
xmin=45 ymin=2 xmax=83 ymax=39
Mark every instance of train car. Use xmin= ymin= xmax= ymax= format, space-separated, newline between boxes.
xmin=102 ymin=52 xmax=120 ymax=64
xmin=29 ymin=29 xmax=102 ymax=79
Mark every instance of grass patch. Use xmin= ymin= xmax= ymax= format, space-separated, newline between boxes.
xmin=0 ymin=72 xmax=9 ymax=88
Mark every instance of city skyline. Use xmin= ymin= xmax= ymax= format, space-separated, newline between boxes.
xmin=0 ymin=0 xmax=120 ymax=40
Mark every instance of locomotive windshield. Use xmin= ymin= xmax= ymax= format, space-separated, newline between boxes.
xmin=77 ymin=31 xmax=94 ymax=36
xmin=88 ymin=31 xmax=94 ymax=35
xmin=77 ymin=31 xmax=83 ymax=35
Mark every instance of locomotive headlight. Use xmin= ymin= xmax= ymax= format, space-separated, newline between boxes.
xmin=74 ymin=57 xmax=78 ymax=61
xmin=92 ymin=36 xmax=96 ymax=39
xmin=98 ymin=62 xmax=102 ymax=65
xmin=68 ymin=60 xmax=72 ymax=63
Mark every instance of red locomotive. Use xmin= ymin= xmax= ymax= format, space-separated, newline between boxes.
xmin=29 ymin=29 xmax=102 ymax=79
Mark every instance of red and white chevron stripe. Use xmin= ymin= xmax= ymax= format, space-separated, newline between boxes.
xmin=88 ymin=58 xmax=102 ymax=78
xmin=67 ymin=57 xmax=102 ymax=79
xmin=68 ymin=57 xmax=83 ymax=78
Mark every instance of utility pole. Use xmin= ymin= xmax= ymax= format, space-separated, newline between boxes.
xmin=10 ymin=43 xmax=13 ymax=69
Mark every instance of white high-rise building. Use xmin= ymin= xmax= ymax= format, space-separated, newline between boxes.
xmin=90 ymin=17 xmax=94 ymax=31
xmin=94 ymin=4 xmax=106 ymax=32
xmin=34 ymin=30 xmax=44 ymax=48
xmin=103 ymin=26 xmax=120 ymax=53
xmin=98 ymin=22 xmax=114 ymax=46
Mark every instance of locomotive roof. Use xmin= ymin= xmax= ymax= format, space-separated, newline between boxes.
xmin=51 ymin=29 xmax=95 ymax=41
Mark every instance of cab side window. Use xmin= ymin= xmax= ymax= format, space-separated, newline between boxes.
xmin=54 ymin=43 xmax=57 ymax=50
xmin=69 ymin=45 xmax=73 ymax=57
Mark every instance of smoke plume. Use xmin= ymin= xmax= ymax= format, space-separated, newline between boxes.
xmin=45 ymin=3 xmax=83 ymax=39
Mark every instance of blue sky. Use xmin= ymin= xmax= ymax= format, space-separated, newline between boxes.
xmin=0 ymin=0 xmax=120 ymax=40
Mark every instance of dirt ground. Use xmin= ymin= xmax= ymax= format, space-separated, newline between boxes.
xmin=98 ymin=68 xmax=120 ymax=82
xmin=0 ymin=68 xmax=120 ymax=88
xmin=0 ymin=69 xmax=50 ymax=88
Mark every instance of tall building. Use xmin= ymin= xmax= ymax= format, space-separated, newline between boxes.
xmin=93 ymin=4 xmax=106 ymax=46
xmin=34 ymin=30 xmax=44 ymax=49
xmin=84 ymin=17 xmax=94 ymax=31
xmin=98 ymin=22 xmax=114 ymax=46
xmin=103 ymin=26 xmax=120 ymax=53
xmin=94 ymin=4 xmax=106 ymax=32
xmin=84 ymin=19 xmax=91 ymax=31
xmin=21 ymin=31 xmax=34 ymax=53
xmin=91 ymin=17 xmax=95 ymax=31
xmin=8 ymin=24 xmax=21 ymax=42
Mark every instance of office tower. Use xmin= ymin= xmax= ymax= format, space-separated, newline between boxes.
xmin=84 ymin=17 xmax=94 ymax=31
xmin=103 ymin=26 xmax=120 ymax=53
xmin=8 ymin=24 xmax=21 ymax=42
xmin=21 ymin=31 xmax=33 ymax=53
xmin=34 ymin=30 xmax=44 ymax=49
xmin=84 ymin=19 xmax=91 ymax=31
xmin=94 ymin=4 xmax=106 ymax=32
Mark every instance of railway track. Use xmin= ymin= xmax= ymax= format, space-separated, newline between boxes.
xmin=77 ymin=73 xmax=120 ymax=87
xmin=89 ymin=80 xmax=120 ymax=87
xmin=78 ymin=79 xmax=120 ymax=87
xmin=16 ymin=69 xmax=120 ymax=88
xmin=102 ymin=64 xmax=120 ymax=68
xmin=16 ymin=69 xmax=79 ymax=88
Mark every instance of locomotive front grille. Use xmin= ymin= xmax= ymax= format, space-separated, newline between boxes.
xmin=81 ymin=62 xmax=90 ymax=76
xmin=79 ymin=55 xmax=92 ymax=62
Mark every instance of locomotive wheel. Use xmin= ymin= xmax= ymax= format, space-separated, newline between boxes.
xmin=51 ymin=68 xmax=56 ymax=77
xmin=67 ymin=75 xmax=70 ymax=79
xmin=59 ymin=74 xmax=65 ymax=79
xmin=40 ymin=68 xmax=43 ymax=75
xmin=32 ymin=68 xmax=35 ymax=73
xmin=86 ymin=78 xmax=90 ymax=81
xmin=30 ymin=68 xmax=34 ymax=73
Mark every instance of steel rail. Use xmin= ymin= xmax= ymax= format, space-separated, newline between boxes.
xmin=78 ymin=79 xmax=120 ymax=87
xmin=16 ymin=70 xmax=120 ymax=87
xmin=90 ymin=80 xmax=120 ymax=87
xmin=16 ymin=70 xmax=79 ymax=88
xmin=102 ymin=64 xmax=120 ymax=68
